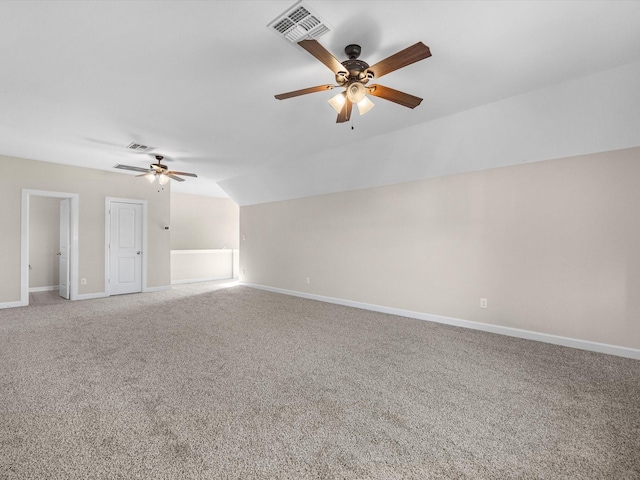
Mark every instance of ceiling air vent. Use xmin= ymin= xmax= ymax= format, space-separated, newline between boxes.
xmin=126 ymin=142 xmax=154 ymax=152
xmin=267 ymin=1 xmax=331 ymax=43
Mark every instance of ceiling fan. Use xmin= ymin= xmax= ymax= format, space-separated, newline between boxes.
xmin=275 ymin=39 xmax=432 ymax=123
xmin=114 ymin=155 xmax=198 ymax=185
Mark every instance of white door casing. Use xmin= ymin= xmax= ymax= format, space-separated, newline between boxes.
xmin=108 ymin=201 xmax=143 ymax=295
xmin=58 ymin=198 xmax=70 ymax=299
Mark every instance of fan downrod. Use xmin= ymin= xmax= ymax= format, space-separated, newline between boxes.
xmin=151 ymin=156 xmax=168 ymax=171
xmin=344 ymin=44 xmax=361 ymax=59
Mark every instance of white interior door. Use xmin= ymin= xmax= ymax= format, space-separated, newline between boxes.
xmin=58 ymin=198 xmax=70 ymax=299
xmin=109 ymin=201 xmax=143 ymax=295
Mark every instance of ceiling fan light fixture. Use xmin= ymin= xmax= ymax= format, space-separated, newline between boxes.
xmin=356 ymin=96 xmax=375 ymax=115
xmin=274 ymin=40 xmax=431 ymax=123
xmin=328 ymin=91 xmax=346 ymax=113
xmin=115 ymin=153 xmax=197 ymax=182
xmin=345 ymin=82 xmax=366 ymax=103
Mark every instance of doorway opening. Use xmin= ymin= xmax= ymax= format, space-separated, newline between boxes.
xmin=21 ymin=190 xmax=79 ymax=306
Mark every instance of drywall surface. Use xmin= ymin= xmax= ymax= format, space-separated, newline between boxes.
xmin=240 ymin=147 xmax=640 ymax=350
xmin=222 ymin=60 xmax=640 ymax=206
xmin=0 ymin=155 xmax=171 ymax=303
xmin=170 ymin=193 xmax=239 ymax=250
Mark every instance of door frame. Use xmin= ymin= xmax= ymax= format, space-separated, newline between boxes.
xmin=105 ymin=197 xmax=148 ymax=296
xmin=21 ymin=189 xmax=79 ymax=306
xmin=59 ymin=198 xmax=71 ymax=299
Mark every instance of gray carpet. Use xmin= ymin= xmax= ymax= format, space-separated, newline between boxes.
xmin=29 ymin=290 xmax=69 ymax=307
xmin=1 ymin=282 xmax=639 ymax=479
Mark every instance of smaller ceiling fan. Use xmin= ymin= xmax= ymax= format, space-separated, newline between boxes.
xmin=275 ymin=39 xmax=432 ymax=123
xmin=114 ymin=155 xmax=197 ymax=185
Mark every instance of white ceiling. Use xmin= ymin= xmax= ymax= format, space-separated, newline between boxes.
xmin=2 ymin=1 xmax=640 ymax=203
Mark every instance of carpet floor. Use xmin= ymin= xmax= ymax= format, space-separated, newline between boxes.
xmin=1 ymin=282 xmax=639 ymax=479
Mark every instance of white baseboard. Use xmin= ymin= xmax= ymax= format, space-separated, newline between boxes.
xmin=29 ymin=285 xmax=59 ymax=293
xmin=143 ymin=285 xmax=172 ymax=292
xmin=75 ymin=286 xmax=169 ymax=299
xmin=75 ymin=292 xmax=109 ymax=301
xmin=242 ymin=283 xmax=640 ymax=360
xmin=31 ymin=287 xmax=170 ymax=300
xmin=0 ymin=300 xmax=28 ymax=309
xmin=171 ymin=276 xmax=232 ymax=285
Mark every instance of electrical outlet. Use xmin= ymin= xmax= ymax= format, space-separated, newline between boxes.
xmin=306 ymin=277 xmax=311 ymax=285
xmin=81 ymin=278 xmax=87 ymax=285
xmin=480 ymin=298 xmax=488 ymax=309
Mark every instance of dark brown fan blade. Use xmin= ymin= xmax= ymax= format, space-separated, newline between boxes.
xmin=166 ymin=174 xmax=185 ymax=182
xmin=367 ymin=84 xmax=423 ymax=109
xmin=166 ymin=171 xmax=197 ymax=178
xmin=114 ymin=164 xmax=151 ymax=173
xmin=368 ymin=42 xmax=431 ymax=79
xmin=336 ymin=98 xmax=353 ymax=123
xmin=298 ymin=39 xmax=345 ymax=74
xmin=275 ymin=84 xmax=335 ymax=100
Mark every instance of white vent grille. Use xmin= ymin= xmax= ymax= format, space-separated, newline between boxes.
xmin=267 ymin=1 xmax=331 ymax=43
xmin=126 ymin=142 xmax=153 ymax=152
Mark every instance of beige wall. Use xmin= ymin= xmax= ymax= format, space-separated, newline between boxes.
xmin=240 ymin=147 xmax=640 ymax=350
xmin=28 ymin=196 xmax=60 ymax=289
xmin=170 ymin=250 xmax=238 ymax=283
xmin=170 ymin=193 xmax=239 ymax=250
xmin=0 ymin=155 xmax=171 ymax=303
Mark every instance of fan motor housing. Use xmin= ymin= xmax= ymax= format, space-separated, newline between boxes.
xmin=342 ymin=58 xmax=369 ymax=75
xmin=337 ymin=44 xmax=373 ymax=84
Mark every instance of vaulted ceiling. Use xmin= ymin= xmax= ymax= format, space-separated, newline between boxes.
xmin=2 ymin=1 xmax=640 ymax=204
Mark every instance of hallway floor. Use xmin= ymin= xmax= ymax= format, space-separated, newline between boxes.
xmin=29 ymin=290 xmax=69 ymax=306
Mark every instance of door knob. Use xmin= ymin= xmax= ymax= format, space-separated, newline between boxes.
xmin=137 ymin=251 xmax=141 ymax=255
xmin=57 ymin=252 xmax=62 ymax=256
